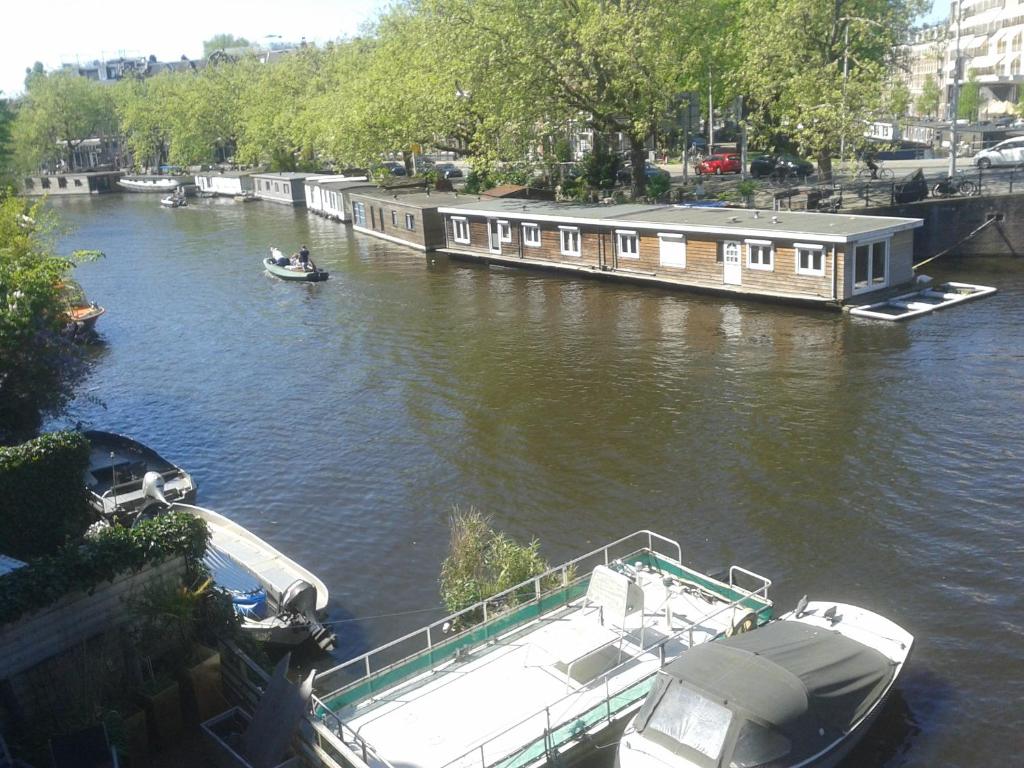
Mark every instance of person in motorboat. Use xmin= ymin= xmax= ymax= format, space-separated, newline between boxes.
xmin=273 ymin=247 xmax=290 ymax=267
xmin=298 ymin=244 xmax=311 ymax=271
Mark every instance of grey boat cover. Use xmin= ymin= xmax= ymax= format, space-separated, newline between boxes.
xmin=635 ymin=620 xmax=896 ymax=766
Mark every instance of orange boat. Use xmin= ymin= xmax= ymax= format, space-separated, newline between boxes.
xmin=60 ymin=280 xmax=105 ymax=330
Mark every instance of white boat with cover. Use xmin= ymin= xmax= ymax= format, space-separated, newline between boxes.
xmin=310 ymin=531 xmax=772 ymax=768
xmin=617 ymin=599 xmax=913 ymax=768
xmin=168 ymin=501 xmax=336 ymax=651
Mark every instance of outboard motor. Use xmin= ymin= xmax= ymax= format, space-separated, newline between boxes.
xmin=141 ymin=471 xmax=169 ymax=504
xmin=133 ymin=471 xmax=170 ymax=526
xmin=280 ymin=579 xmax=336 ymax=651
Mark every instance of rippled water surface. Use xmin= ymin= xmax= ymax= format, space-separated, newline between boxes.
xmin=50 ymin=194 xmax=1023 ymax=767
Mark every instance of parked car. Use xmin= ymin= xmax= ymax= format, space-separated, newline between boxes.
xmin=617 ymin=163 xmax=671 ymax=184
xmin=435 ymin=162 xmax=463 ymax=179
xmin=972 ymin=136 xmax=1024 ymax=168
xmin=749 ymin=153 xmax=814 ymax=179
xmin=380 ymin=161 xmax=407 ymax=176
xmin=696 ymin=153 xmax=741 ymax=175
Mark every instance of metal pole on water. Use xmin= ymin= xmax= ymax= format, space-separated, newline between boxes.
xmin=949 ymin=5 xmax=963 ymax=178
xmin=109 ymin=451 xmax=118 ymax=511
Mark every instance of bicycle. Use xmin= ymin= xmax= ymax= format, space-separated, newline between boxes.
xmin=855 ymin=162 xmax=894 ymax=180
xmin=931 ymin=171 xmax=977 ymax=198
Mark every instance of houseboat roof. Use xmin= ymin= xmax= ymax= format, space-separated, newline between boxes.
xmin=310 ymin=178 xmax=375 ymax=191
xmin=437 ymin=199 xmax=923 ymax=243
xmin=195 ymin=169 xmax=254 ymax=179
xmin=352 ymin=188 xmax=463 ymax=209
xmin=251 ymin=172 xmax=309 ymax=180
xmin=305 ymin=176 xmax=370 ymax=186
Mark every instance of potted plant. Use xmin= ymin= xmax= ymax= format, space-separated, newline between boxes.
xmin=737 ymin=179 xmax=759 ymax=208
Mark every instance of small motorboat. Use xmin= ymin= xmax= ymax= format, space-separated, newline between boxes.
xmin=83 ymin=430 xmax=197 ymax=519
xmin=264 ymin=247 xmax=329 ymax=282
xmin=618 ymin=598 xmax=913 ymax=768
xmin=59 ymin=280 xmax=105 ymax=332
xmin=165 ymin=496 xmax=336 ymax=651
xmin=233 ymin=191 xmax=256 ymax=202
xmin=160 ymin=193 xmax=187 ymax=208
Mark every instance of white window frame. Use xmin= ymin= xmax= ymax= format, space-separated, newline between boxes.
xmin=794 ymin=242 xmax=825 ymax=277
xmin=852 ymin=239 xmax=889 ymax=294
xmin=498 ymin=220 xmax=512 ymax=243
xmin=745 ymin=238 xmax=774 ymax=271
xmin=405 ymin=213 xmax=416 ymax=231
xmin=452 ymin=216 xmax=470 ymax=244
xmin=353 ymin=201 xmax=366 ymax=227
xmin=659 ymin=233 xmax=687 ymax=268
xmin=522 ymin=222 xmax=541 ymax=247
xmin=559 ymin=226 xmax=581 ymax=257
xmin=616 ymin=230 xmax=639 ymax=260
xmin=391 ymin=210 xmax=398 ymax=226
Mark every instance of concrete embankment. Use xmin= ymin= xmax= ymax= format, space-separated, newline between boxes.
xmin=866 ymin=193 xmax=1024 ymax=260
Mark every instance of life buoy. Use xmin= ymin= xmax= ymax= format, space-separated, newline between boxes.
xmin=726 ymin=610 xmax=758 ymax=637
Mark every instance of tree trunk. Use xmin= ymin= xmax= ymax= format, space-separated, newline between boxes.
xmin=629 ymin=136 xmax=647 ymax=198
xmin=817 ymin=150 xmax=833 ymax=181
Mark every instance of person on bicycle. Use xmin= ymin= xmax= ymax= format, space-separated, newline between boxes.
xmin=864 ymin=150 xmax=879 ymax=180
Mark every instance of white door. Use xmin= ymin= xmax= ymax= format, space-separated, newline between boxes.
xmin=659 ymin=234 xmax=686 ymax=268
xmin=723 ymin=240 xmax=742 ymax=285
xmin=488 ymin=219 xmax=501 ymax=253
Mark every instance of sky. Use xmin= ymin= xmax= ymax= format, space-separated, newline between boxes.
xmin=1 ymin=0 xmax=388 ymax=97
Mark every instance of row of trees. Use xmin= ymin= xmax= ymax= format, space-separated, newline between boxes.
xmin=3 ymin=0 xmax=925 ymax=194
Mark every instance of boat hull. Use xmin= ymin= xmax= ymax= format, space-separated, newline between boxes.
xmin=263 ymin=257 xmax=328 ymax=282
xmin=119 ymin=177 xmax=181 ymax=193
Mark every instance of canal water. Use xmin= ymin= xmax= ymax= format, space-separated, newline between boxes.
xmin=50 ymin=194 xmax=1021 ymax=767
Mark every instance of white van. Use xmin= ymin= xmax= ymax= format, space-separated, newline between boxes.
xmin=973 ymin=136 xmax=1024 ymax=168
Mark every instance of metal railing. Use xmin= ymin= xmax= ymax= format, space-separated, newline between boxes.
xmin=313 ymin=530 xmax=683 ymax=701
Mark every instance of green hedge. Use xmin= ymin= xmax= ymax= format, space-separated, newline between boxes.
xmin=0 ymin=431 xmax=93 ymax=559
xmin=0 ymin=511 xmax=209 ymax=626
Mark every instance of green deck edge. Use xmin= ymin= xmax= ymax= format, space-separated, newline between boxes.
xmin=318 ymin=550 xmax=771 ymax=715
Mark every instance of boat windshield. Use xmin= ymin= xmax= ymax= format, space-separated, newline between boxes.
xmin=728 ymin=720 xmax=792 ymax=768
xmin=647 ymin=684 xmax=733 ymax=761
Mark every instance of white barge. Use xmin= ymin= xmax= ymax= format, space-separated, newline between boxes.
xmin=310 ymin=531 xmax=773 ymax=768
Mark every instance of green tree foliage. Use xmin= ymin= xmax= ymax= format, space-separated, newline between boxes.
xmin=439 ymin=506 xmax=550 ymax=615
xmin=203 ymin=33 xmax=252 ymax=57
xmin=416 ymin=0 xmax=720 ymax=197
xmin=958 ymin=71 xmax=982 ymax=122
xmin=0 ymin=197 xmax=97 ymax=442
xmin=916 ymin=74 xmax=941 ymax=118
xmin=734 ymin=0 xmax=926 ymax=177
xmin=10 ymin=70 xmax=116 ymax=172
xmin=0 ymin=430 xmax=92 ymax=558
xmin=0 ymin=95 xmax=12 ymax=183
xmin=0 ymin=510 xmax=209 ymax=625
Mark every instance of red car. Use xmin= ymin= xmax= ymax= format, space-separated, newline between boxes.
xmin=696 ymin=153 xmax=741 ymax=175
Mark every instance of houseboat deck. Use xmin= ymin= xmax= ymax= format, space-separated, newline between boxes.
xmin=312 ymin=532 xmax=772 ymax=768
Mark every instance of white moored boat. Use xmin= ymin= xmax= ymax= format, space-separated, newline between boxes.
xmin=850 ymin=280 xmax=996 ymax=321
xmin=118 ymin=176 xmax=181 ymax=192
xmin=618 ymin=598 xmax=913 ymax=768
xmin=310 ymin=531 xmax=773 ymax=768
xmin=169 ymin=501 xmax=336 ymax=651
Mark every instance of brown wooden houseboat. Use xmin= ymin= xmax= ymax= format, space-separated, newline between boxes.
xmin=437 ymin=199 xmax=924 ymax=306
xmin=350 ymin=189 xmax=462 ymax=251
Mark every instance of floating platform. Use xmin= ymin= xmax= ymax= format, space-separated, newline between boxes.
xmin=849 ymin=281 xmax=997 ymax=321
